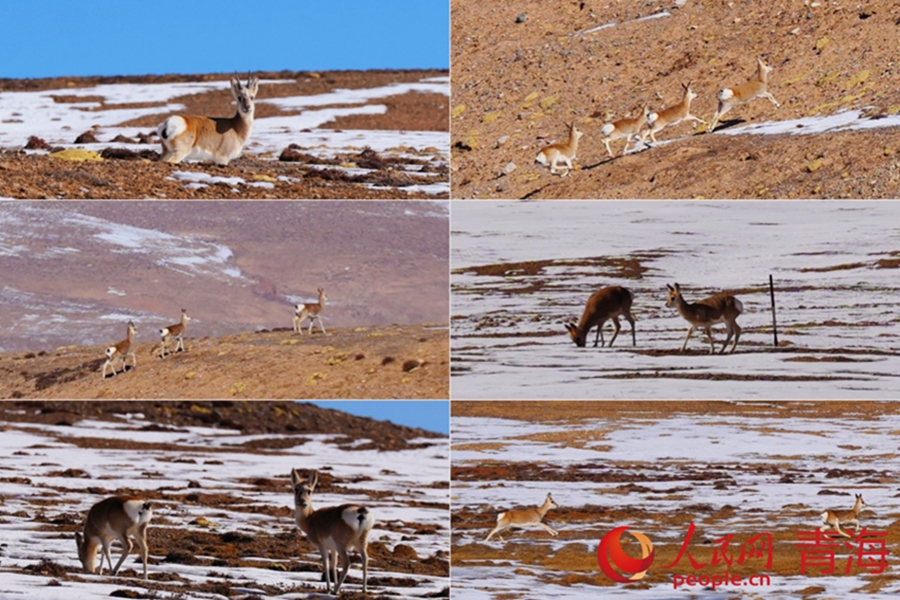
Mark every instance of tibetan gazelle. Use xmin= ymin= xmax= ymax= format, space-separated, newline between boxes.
xmin=600 ymin=105 xmax=650 ymax=157
xmin=484 ymin=493 xmax=559 ymax=542
xmin=159 ymin=309 xmax=190 ymax=358
xmin=821 ymin=494 xmax=868 ymax=538
xmin=101 ymin=321 xmax=137 ymax=378
xmin=709 ymin=58 xmax=780 ymax=132
xmin=641 ymin=83 xmax=706 ymax=144
xmin=291 ymin=469 xmax=375 ymax=595
xmin=665 ymin=283 xmax=743 ymax=354
xmin=565 ymin=286 xmax=636 ymax=348
xmin=535 ymin=121 xmax=584 ymax=176
xmin=293 ymin=288 xmax=328 ymax=334
xmin=75 ymin=496 xmax=152 ymax=580
xmin=157 ymin=75 xmax=259 ymax=165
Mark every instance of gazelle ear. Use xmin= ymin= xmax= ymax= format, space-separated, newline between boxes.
xmin=666 ymin=284 xmax=674 ymax=291
xmin=248 ymin=76 xmax=260 ymax=97
xmin=310 ymin=470 xmax=319 ymax=489
xmin=291 ymin=469 xmax=300 ymax=486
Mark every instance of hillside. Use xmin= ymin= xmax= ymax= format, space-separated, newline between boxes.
xmin=451 ymin=1 xmax=900 ymax=198
xmin=0 ymin=324 xmax=448 ymax=399
xmin=0 ymin=69 xmax=449 ymax=199
xmin=0 ymin=201 xmax=448 ymax=354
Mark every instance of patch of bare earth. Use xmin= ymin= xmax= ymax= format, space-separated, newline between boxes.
xmin=451 ymin=1 xmax=900 ymax=198
xmin=0 ymin=325 xmax=448 ymax=399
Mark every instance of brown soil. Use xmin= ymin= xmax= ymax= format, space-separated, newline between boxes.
xmin=0 ymin=325 xmax=448 ymax=399
xmin=450 ymin=1 xmax=900 ymax=199
xmin=0 ymin=70 xmax=448 ymax=199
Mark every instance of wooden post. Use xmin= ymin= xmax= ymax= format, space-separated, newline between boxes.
xmin=769 ymin=274 xmax=778 ymax=348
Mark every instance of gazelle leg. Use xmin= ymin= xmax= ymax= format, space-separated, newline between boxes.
xmin=762 ymin=92 xmax=781 ymax=107
xmin=730 ymin=322 xmax=742 ymax=353
xmin=608 ymin=317 xmax=621 ymax=348
xmin=361 ymin=545 xmax=369 ymax=593
xmin=319 ymin=547 xmax=332 ymax=593
xmin=625 ymin=313 xmax=636 ymax=347
xmin=111 ymin=534 xmax=133 ymax=575
xmin=318 ymin=316 xmax=326 ymax=334
xmin=539 ymin=522 xmax=559 ymax=536
xmin=704 ymin=326 xmax=716 ymax=354
xmin=680 ymin=326 xmax=694 ymax=352
xmin=721 ymin=324 xmax=734 ymax=355
xmin=335 ymin=549 xmax=350 ymax=594
xmin=593 ymin=323 xmax=602 ymax=348
xmin=485 ymin=523 xmax=507 ymax=542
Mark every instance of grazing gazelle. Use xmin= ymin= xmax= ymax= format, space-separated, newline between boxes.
xmin=821 ymin=494 xmax=868 ymax=538
xmin=600 ymin=105 xmax=650 ymax=157
xmin=157 ymin=75 xmax=259 ymax=165
xmin=75 ymin=496 xmax=152 ymax=580
xmin=293 ymin=288 xmax=328 ymax=334
xmin=665 ymin=283 xmax=743 ymax=354
xmin=159 ymin=309 xmax=190 ymax=358
xmin=101 ymin=321 xmax=138 ymax=378
xmin=485 ymin=493 xmax=559 ymax=542
xmin=565 ymin=286 xmax=636 ymax=348
xmin=535 ymin=121 xmax=584 ymax=176
xmin=709 ymin=57 xmax=780 ymax=132
xmin=291 ymin=469 xmax=375 ymax=595
xmin=641 ymin=83 xmax=706 ymax=144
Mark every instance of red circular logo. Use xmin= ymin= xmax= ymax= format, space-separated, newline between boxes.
xmin=597 ymin=526 xmax=655 ymax=583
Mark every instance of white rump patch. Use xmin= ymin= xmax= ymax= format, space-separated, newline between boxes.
xmin=601 ymin=123 xmax=615 ymax=136
xmin=105 ymin=347 xmax=117 ymax=358
xmin=160 ymin=327 xmax=170 ymax=337
xmin=734 ymin=298 xmax=744 ymax=313
xmin=647 ymin=113 xmax=659 ymax=125
xmin=718 ymin=88 xmax=734 ymax=101
xmin=123 ymin=499 xmax=152 ymax=525
xmin=159 ymin=116 xmax=187 ymax=141
xmin=535 ymin=151 xmax=548 ymax=166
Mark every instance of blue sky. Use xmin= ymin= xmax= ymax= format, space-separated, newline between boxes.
xmin=1 ymin=0 xmax=448 ymax=78
xmin=308 ymin=401 xmax=449 ymax=435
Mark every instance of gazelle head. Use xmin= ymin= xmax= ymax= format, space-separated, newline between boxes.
xmin=757 ymin=57 xmax=773 ymax=79
xmin=682 ymin=82 xmax=697 ymax=103
xmin=545 ymin=493 xmax=558 ymax=510
xmin=230 ymin=75 xmax=260 ymax=116
xmin=665 ymin=283 xmax=682 ymax=308
xmin=291 ymin=469 xmax=318 ymax=511
xmin=181 ymin=309 xmax=191 ymax=323
xmin=74 ymin=531 xmax=94 ymax=573
xmin=318 ymin=288 xmax=327 ymax=302
xmin=564 ymin=322 xmax=587 ymax=347
xmin=855 ymin=493 xmax=868 ymax=510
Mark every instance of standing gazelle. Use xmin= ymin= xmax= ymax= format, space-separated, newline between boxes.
xmin=820 ymin=494 xmax=868 ymax=538
xmin=535 ymin=121 xmax=584 ymax=176
xmin=709 ymin=58 xmax=780 ymax=132
xmin=665 ymin=283 xmax=743 ymax=354
xmin=641 ymin=83 xmax=707 ymax=144
xmin=565 ymin=286 xmax=636 ymax=348
xmin=102 ymin=321 xmax=138 ymax=378
xmin=484 ymin=493 xmax=559 ymax=542
xmin=293 ymin=288 xmax=328 ymax=334
xmin=75 ymin=496 xmax=152 ymax=580
xmin=291 ymin=469 xmax=375 ymax=595
xmin=159 ymin=309 xmax=190 ymax=358
xmin=157 ymin=75 xmax=259 ymax=165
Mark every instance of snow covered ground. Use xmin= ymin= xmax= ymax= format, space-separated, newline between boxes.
xmin=451 ymin=201 xmax=900 ymax=399
xmin=452 ymin=404 xmax=900 ymax=598
xmin=0 ymin=75 xmax=449 ymax=195
xmin=0 ymin=409 xmax=449 ymax=599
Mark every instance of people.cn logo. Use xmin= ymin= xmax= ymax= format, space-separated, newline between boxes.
xmin=597 ymin=526 xmax=655 ymax=583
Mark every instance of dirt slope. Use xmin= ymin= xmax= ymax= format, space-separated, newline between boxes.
xmin=451 ymin=1 xmax=900 ymax=198
xmin=0 ymin=325 xmax=449 ymax=399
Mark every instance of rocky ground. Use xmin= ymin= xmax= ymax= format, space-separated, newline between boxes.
xmin=450 ymin=1 xmax=900 ymax=199
xmin=0 ymin=325 xmax=449 ymax=399
xmin=0 ymin=70 xmax=449 ymax=199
